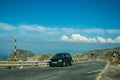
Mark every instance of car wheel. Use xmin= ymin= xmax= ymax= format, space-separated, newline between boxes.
xmin=49 ymin=64 xmax=52 ymax=67
xmin=69 ymin=61 xmax=72 ymax=66
xmin=62 ymin=62 xmax=66 ymax=66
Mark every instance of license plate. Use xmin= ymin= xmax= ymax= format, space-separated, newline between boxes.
xmin=52 ymin=62 xmax=57 ymax=64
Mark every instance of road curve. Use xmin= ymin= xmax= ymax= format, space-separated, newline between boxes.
xmin=0 ymin=61 xmax=106 ymax=80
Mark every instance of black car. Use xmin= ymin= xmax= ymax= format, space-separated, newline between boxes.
xmin=48 ymin=53 xmax=72 ymax=67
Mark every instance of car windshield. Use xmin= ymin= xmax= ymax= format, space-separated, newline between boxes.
xmin=53 ymin=54 xmax=65 ymax=58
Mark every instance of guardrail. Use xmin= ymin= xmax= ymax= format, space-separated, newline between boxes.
xmin=0 ymin=61 xmax=49 ymax=69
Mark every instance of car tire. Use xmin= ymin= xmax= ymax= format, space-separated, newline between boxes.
xmin=49 ymin=64 xmax=52 ymax=67
xmin=70 ymin=62 xmax=72 ymax=66
xmin=62 ymin=62 xmax=66 ymax=66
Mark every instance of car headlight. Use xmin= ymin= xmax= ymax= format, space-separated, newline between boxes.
xmin=58 ymin=60 xmax=62 ymax=62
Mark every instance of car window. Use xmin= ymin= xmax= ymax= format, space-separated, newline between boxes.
xmin=53 ymin=53 xmax=72 ymax=58
xmin=68 ymin=54 xmax=71 ymax=57
xmin=57 ymin=54 xmax=62 ymax=58
xmin=66 ymin=54 xmax=69 ymax=57
xmin=54 ymin=54 xmax=66 ymax=58
xmin=61 ymin=54 xmax=66 ymax=58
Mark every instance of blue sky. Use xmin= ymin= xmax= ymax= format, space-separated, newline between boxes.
xmin=0 ymin=0 xmax=120 ymax=28
xmin=0 ymin=0 xmax=120 ymax=57
xmin=0 ymin=0 xmax=120 ymax=41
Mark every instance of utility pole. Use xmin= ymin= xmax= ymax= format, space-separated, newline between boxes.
xmin=13 ymin=36 xmax=17 ymax=61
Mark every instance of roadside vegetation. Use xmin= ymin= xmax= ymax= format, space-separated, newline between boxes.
xmin=5 ymin=47 xmax=120 ymax=65
xmin=6 ymin=49 xmax=54 ymax=61
xmin=73 ymin=47 xmax=120 ymax=65
xmin=7 ymin=49 xmax=36 ymax=61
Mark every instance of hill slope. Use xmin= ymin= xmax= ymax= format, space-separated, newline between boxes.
xmin=7 ymin=49 xmax=36 ymax=61
xmin=6 ymin=47 xmax=120 ymax=63
xmin=73 ymin=47 xmax=120 ymax=64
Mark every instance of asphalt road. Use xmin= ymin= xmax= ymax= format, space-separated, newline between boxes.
xmin=0 ymin=61 xmax=106 ymax=80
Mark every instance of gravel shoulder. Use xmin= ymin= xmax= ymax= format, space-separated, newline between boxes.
xmin=99 ymin=63 xmax=120 ymax=80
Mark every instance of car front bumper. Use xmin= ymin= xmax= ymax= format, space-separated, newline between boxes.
xmin=49 ymin=61 xmax=63 ymax=67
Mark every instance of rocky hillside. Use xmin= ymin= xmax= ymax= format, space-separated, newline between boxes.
xmin=7 ymin=47 xmax=120 ymax=64
xmin=73 ymin=47 xmax=120 ymax=64
xmin=7 ymin=49 xmax=54 ymax=61
xmin=7 ymin=49 xmax=36 ymax=61
xmin=27 ymin=54 xmax=53 ymax=61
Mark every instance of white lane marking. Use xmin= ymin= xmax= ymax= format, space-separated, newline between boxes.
xmin=86 ymin=70 xmax=101 ymax=74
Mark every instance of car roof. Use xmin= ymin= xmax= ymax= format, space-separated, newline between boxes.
xmin=56 ymin=53 xmax=70 ymax=55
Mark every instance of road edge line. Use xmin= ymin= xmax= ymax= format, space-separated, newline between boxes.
xmin=96 ymin=62 xmax=109 ymax=80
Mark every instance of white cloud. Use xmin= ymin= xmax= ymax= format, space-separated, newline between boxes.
xmin=45 ymin=27 xmax=60 ymax=34
xmin=88 ymin=37 xmax=97 ymax=42
xmin=114 ymin=36 xmax=120 ymax=43
xmin=107 ymin=29 xmax=120 ymax=34
xmin=36 ymin=26 xmax=45 ymax=32
xmin=71 ymin=34 xmax=89 ymax=42
xmin=61 ymin=28 xmax=79 ymax=34
xmin=0 ymin=22 xmax=120 ymax=43
xmin=61 ymin=35 xmax=71 ymax=41
xmin=1 ymin=22 xmax=120 ymax=35
xmin=19 ymin=25 xmax=47 ymax=33
xmin=61 ymin=34 xmax=120 ymax=43
xmin=83 ymin=28 xmax=104 ymax=34
xmin=18 ymin=24 xmax=60 ymax=34
xmin=19 ymin=25 xmax=35 ymax=31
xmin=106 ymin=38 xmax=114 ymax=43
xmin=61 ymin=34 xmax=97 ymax=43
xmin=0 ymin=23 xmax=15 ymax=31
xmin=97 ymin=36 xmax=106 ymax=43
xmin=82 ymin=28 xmax=120 ymax=34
